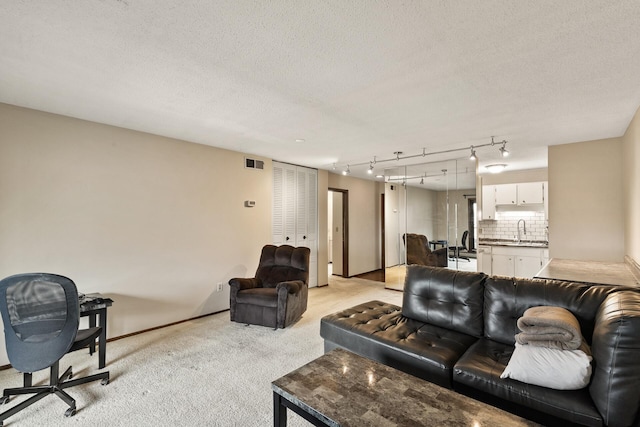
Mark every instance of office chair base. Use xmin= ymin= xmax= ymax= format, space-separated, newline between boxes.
xmin=0 ymin=363 xmax=109 ymax=426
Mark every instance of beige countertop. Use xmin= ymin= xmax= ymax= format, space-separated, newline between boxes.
xmin=534 ymin=258 xmax=640 ymax=287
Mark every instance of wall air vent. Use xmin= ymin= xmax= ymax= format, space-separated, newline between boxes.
xmin=245 ymin=158 xmax=264 ymax=170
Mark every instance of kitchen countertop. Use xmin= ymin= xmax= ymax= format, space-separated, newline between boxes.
xmin=478 ymin=239 xmax=548 ymax=248
xmin=534 ymin=258 xmax=640 ymax=287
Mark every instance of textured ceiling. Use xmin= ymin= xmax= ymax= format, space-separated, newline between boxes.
xmin=2 ymin=1 xmax=640 ymax=189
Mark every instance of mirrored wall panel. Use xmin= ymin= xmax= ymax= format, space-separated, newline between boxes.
xmin=384 ymin=158 xmax=477 ymax=290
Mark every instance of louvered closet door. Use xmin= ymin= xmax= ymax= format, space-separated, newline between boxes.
xmin=272 ymin=165 xmax=284 ymax=244
xmin=272 ymin=162 xmax=318 ymax=287
xmin=295 ymin=168 xmax=317 ymax=287
xmin=305 ymin=169 xmax=317 ymax=287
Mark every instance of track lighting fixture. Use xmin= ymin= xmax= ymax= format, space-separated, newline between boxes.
xmin=332 ymin=137 xmax=509 ymax=176
xmin=419 ymin=177 xmax=424 ymax=185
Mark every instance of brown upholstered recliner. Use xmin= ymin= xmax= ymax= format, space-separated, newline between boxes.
xmin=403 ymin=233 xmax=448 ymax=267
xmin=228 ymin=245 xmax=310 ymax=329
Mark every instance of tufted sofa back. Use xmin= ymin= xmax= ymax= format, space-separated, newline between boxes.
xmin=402 ymin=266 xmax=486 ymax=337
xmin=255 ymin=245 xmax=310 ymax=288
xmin=483 ymin=276 xmax=618 ymax=345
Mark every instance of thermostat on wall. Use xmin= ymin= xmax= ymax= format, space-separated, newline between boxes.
xmin=244 ymin=200 xmax=256 ymax=207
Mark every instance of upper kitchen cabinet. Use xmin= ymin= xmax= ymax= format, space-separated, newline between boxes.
xmin=495 ymin=182 xmax=545 ymax=207
xmin=517 ymin=182 xmax=544 ymax=205
xmin=481 ymin=185 xmax=496 ymax=220
xmin=495 ymin=184 xmax=517 ymax=205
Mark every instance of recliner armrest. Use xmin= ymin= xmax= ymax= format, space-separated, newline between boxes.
xmin=276 ymin=280 xmax=305 ymax=294
xmin=228 ymin=277 xmax=259 ymax=291
xmin=432 ymin=247 xmax=448 ymax=256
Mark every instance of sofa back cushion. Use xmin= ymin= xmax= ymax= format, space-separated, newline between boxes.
xmin=484 ymin=276 xmax=618 ymax=345
xmin=402 ymin=266 xmax=486 ymax=337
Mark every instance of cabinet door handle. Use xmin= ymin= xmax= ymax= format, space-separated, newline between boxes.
xmin=286 ymin=236 xmax=290 ymax=241
xmin=303 ymin=236 xmax=307 ymax=240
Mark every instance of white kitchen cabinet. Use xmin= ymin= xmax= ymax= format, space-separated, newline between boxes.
xmin=517 ymin=182 xmax=544 ymax=205
xmin=491 ymin=246 xmax=546 ymax=278
xmin=481 ymin=185 xmax=496 ymax=220
xmin=477 ymin=246 xmax=492 ymax=274
xmin=515 ymin=254 xmax=543 ymax=278
xmin=495 ymin=184 xmax=517 ymax=205
xmin=492 ymin=253 xmax=514 ymax=276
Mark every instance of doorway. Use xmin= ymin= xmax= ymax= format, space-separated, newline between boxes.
xmin=328 ymin=188 xmax=349 ymax=277
xmin=467 ymin=197 xmax=477 ymax=251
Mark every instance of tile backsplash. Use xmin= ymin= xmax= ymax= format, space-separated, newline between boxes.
xmin=479 ymin=211 xmax=548 ymax=242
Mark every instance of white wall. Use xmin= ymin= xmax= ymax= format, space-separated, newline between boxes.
xmin=328 ymin=173 xmax=382 ymax=276
xmin=406 ymin=186 xmax=438 ymax=240
xmin=548 ymin=138 xmax=624 ymax=262
xmin=623 ymin=106 xmax=640 ymax=267
xmin=0 ymin=103 xmax=272 ymax=364
xmin=480 ymin=168 xmax=548 ymax=186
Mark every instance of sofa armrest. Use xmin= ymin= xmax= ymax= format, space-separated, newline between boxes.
xmin=228 ymin=277 xmax=259 ymax=291
xmin=589 ymin=290 xmax=640 ymax=427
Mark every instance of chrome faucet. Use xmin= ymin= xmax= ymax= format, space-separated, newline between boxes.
xmin=517 ymin=219 xmax=527 ymax=243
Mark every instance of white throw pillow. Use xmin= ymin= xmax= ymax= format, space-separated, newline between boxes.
xmin=500 ymin=343 xmax=592 ymax=390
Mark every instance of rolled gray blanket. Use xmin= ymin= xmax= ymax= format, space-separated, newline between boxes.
xmin=515 ymin=306 xmax=582 ymax=350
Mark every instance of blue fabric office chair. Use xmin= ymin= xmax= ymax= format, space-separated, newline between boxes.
xmin=0 ymin=273 xmax=109 ymax=425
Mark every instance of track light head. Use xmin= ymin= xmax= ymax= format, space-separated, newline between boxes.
xmin=342 ymin=165 xmax=351 ymax=175
xmin=367 ymin=162 xmax=374 ymax=174
xmin=469 ymin=146 xmax=477 ymax=161
xmin=499 ymin=142 xmax=509 ymax=157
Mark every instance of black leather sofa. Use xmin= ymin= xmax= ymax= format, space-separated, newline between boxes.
xmin=320 ymin=265 xmax=640 ymax=427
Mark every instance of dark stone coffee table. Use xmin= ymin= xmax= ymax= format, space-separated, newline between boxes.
xmin=272 ymin=348 xmax=540 ymax=427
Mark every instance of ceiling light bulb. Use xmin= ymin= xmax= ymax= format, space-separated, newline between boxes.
xmin=343 ymin=165 xmax=351 ymax=175
xmin=469 ymin=147 xmax=477 ymax=161
xmin=486 ymin=164 xmax=507 ymax=173
xmin=368 ymin=162 xmax=374 ymax=174
xmin=500 ymin=143 xmax=509 ymax=157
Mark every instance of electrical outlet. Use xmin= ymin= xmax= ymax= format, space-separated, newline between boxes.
xmin=217 ymin=283 xmax=224 ymax=292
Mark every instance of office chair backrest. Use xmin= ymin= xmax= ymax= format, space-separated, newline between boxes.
xmin=461 ymin=230 xmax=469 ymax=249
xmin=0 ymin=273 xmax=80 ymax=373
xmin=255 ymin=245 xmax=310 ymax=288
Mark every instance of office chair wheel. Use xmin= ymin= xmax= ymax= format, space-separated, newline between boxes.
xmin=65 ymin=407 xmax=76 ymax=417
xmin=0 ymin=396 xmax=9 ymax=404
xmin=101 ymin=378 xmax=109 ymax=385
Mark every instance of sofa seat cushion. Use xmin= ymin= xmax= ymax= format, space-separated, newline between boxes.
xmin=320 ymin=300 xmax=477 ymax=388
xmin=235 ymin=288 xmax=278 ymax=307
xmin=453 ymin=338 xmax=602 ymax=427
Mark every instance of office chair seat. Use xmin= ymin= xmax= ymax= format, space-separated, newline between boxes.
xmin=0 ymin=273 xmax=110 ymax=425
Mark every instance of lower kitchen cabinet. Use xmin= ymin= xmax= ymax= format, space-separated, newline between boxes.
xmin=490 ymin=246 xmax=548 ymax=278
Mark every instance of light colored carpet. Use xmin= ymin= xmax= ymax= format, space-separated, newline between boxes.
xmin=0 ymin=276 xmax=402 ymax=426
